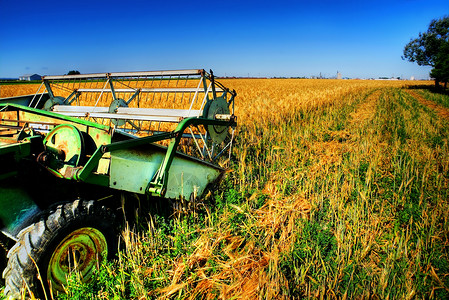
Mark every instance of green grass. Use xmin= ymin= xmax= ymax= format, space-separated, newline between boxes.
xmin=0 ymin=80 xmax=41 ymax=85
xmin=1 ymin=86 xmax=448 ymax=299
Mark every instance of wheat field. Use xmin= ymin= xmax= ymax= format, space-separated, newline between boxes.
xmin=1 ymin=78 xmax=448 ymax=299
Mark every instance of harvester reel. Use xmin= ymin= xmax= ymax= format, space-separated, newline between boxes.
xmin=206 ymin=97 xmax=230 ymax=144
xmin=43 ymin=96 xmax=65 ymax=111
xmin=43 ymin=124 xmax=84 ymax=168
xmin=109 ymin=98 xmax=128 ymax=126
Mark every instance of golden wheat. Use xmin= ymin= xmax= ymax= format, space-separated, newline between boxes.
xmin=2 ymin=78 xmax=440 ymax=299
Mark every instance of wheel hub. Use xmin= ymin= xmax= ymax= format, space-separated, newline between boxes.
xmin=206 ymin=97 xmax=230 ymax=144
xmin=47 ymin=227 xmax=108 ymax=292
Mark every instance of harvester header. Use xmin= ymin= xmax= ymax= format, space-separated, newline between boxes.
xmin=0 ymin=69 xmax=237 ymax=298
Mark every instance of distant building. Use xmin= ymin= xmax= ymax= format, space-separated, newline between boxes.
xmin=410 ymin=76 xmax=415 ymax=81
xmin=337 ymin=72 xmax=342 ymax=80
xmin=19 ymin=74 xmax=41 ymax=81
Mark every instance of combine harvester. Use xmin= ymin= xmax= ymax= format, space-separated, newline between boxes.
xmin=0 ymin=69 xmax=236 ymax=298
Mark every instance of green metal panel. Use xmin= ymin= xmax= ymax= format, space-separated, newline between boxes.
xmin=0 ymin=182 xmax=40 ymax=238
xmin=0 ymin=140 xmax=31 ymax=157
xmin=0 ymin=137 xmax=39 ymax=237
xmin=109 ymin=145 xmax=221 ymax=199
xmin=164 ymin=154 xmax=221 ymax=199
xmin=110 ymin=147 xmax=164 ymax=194
xmin=0 ymin=139 xmax=33 ymax=180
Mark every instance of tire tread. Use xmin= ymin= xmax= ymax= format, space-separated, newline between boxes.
xmin=2 ymin=199 xmax=117 ymax=299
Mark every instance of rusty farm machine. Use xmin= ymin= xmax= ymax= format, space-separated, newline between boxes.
xmin=0 ymin=69 xmax=237 ymax=298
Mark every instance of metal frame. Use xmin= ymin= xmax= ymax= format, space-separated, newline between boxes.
xmin=1 ymin=69 xmax=237 ymax=198
xmin=31 ymin=69 xmax=236 ymax=167
xmin=73 ymin=116 xmax=236 ymax=195
xmin=0 ymin=102 xmax=236 ymax=197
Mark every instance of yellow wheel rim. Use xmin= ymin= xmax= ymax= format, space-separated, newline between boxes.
xmin=47 ymin=227 xmax=108 ymax=292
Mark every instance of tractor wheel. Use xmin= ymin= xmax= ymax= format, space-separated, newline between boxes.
xmin=2 ymin=199 xmax=118 ymax=299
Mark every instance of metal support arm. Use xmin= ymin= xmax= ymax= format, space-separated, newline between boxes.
xmin=74 ymin=116 xmax=236 ymax=197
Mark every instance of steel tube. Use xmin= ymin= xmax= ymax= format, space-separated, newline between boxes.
xmin=75 ymin=88 xmax=223 ymax=93
xmin=43 ymin=69 xmax=203 ymax=80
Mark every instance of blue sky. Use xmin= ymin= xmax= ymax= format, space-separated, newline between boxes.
xmin=0 ymin=0 xmax=447 ymax=79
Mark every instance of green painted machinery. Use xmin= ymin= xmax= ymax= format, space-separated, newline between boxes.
xmin=0 ymin=69 xmax=236 ymax=298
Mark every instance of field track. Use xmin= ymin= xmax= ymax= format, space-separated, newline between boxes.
xmin=406 ymin=90 xmax=449 ymax=121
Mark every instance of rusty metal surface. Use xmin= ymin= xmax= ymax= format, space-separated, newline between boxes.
xmin=47 ymin=227 xmax=108 ymax=292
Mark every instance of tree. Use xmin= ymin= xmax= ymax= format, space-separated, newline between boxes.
xmin=402 ymin=16 xmax=449 ymax=88
xmin=67 ymin=70 xmax=80 ymax=75
xmin=430 ymin=42 xmax=449 ymax=88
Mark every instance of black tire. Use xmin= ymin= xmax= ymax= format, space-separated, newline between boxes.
xmin=2 ymin=199 xmax=118 ymax=299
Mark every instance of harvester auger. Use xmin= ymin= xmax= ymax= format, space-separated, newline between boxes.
xmin=0 ymin=69 xmax=237 ymax=298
